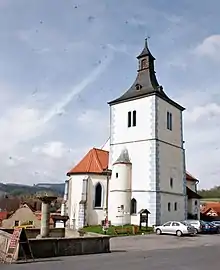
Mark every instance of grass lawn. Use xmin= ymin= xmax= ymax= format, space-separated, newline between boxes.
xmin=83 ymin=224 xmax=153 ymax=236
xmin=201 ymin=198 xmax=220 ymax=202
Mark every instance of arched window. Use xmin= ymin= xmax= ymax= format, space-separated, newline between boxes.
xmin=94 ymin=183 xmax=102 ymax=208
xmin=130 ymin=198 xmax=137 ymax=214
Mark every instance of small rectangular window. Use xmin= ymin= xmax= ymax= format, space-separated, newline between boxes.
xmin=174 ymin=202 xmax=177 ymax=211
xmin=116 ymin=173 xmax=118 ymax=178
xmin=167 ymin=111 xmax=172 ymax=131
xmin=168 ymin=202 xmax=171 ymax=212
xmin=170 ymin=178 xmax=173 ymax=188
xmin=132 ymin=110 xmax=136 ymax=126
xmin=128 ymin=111 xmax=131 ymax=127
xmin=169 ymin=113 xmax=172 ymax=130
xmin=14 ymin=220 xmax=19 ymax=226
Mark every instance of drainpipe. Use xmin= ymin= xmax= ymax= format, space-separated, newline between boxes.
xmin=81 ymin=177 xmax=88 ymax=226
xmin=61 ymin=180 xmax=69 ymax=216
xmin=105 ymin=169 xmax=111 ymax=221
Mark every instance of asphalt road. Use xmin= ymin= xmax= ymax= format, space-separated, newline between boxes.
xmin=1 ymin=234 xmax=220 ymax=270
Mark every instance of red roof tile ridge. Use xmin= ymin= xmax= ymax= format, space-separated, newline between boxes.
xmin=93 ymin=147 xmax=109 ymax=153
xmin=93 ymin=148 xmax=104 ymax=172
xmin=85 ymin=149 xmax=93 ymax=172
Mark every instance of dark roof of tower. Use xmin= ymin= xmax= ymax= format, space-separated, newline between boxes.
xmin=108 ymin=39 xmax=185 ymax=111
xmin=137 ymin=38 xmax=155 ymax=60
xmin=113 ymin=148 xmax=131 ymax=165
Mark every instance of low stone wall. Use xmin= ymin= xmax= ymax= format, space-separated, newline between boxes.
xmin=18 ymin=236 xmax=110 ymax=259
xmin=1 ymin=228 xmax=65 ymax=238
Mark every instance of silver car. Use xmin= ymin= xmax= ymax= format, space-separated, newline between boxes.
xmin=154 ymin=221 xmax=196 ymax=237
xmin=183 ymin=220 xmax=204 ymax=233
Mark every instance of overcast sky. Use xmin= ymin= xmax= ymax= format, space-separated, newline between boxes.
xmin=0 ymin=0 xmax=219 ymax=189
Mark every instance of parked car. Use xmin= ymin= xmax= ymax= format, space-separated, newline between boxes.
xmin=154 ymin=221 xmax=196 ymax=237
xmin=210 ymin=220 xmax=220 ymax=232
xmin=183 ymin=220 xmax=205 ymax=234
xmin=203 ymin=221 xmax=219 ymax=234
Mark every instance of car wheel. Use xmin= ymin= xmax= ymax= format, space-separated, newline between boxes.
xmin=176 ymin=230 xmax=182 ymax=237
xmin=156 ymin=229 xmax=162 ymax=235
xmin=195 ymin=229 xmax=199 ymax=234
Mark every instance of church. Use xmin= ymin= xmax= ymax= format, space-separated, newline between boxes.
xmin=62 ymin=39 xmax=201 ymax=229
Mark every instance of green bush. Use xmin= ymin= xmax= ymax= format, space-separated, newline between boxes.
xmin=83 ymin=225 xmax=153 ymax=236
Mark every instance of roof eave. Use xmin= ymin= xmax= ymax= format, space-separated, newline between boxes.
xmin=186 ymin=178 xmax=199 ymax=183
xmin=67 ymin=170 xmax=112 ymax=177
xmin=137 ymin=53 xmax=155 ymax=60
xmin=108 ymin=92 xmax=185 ymax=111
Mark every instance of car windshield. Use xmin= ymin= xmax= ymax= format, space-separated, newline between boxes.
xmin=213 ymin=221 xmax=220 ymax=224
xmin=181 ymin=221 xmax=189 ymax=226
xmin=188 ymin=221 xmax=198 ymax=224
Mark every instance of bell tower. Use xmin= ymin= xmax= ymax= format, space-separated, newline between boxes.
xmin=108 ymin=39 xmax=186 ymax=226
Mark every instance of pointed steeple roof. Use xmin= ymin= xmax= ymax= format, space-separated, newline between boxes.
xmin=113 ymin=148 xmax=131 ymax=165
xmin=108 ymin=39 xmax=185 ymax=111
xmin=136 ymin=38 xmax=155 ymax=60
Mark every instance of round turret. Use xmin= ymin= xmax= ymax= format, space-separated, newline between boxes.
xmin=108 ymin=148 xmax=132 ymax=225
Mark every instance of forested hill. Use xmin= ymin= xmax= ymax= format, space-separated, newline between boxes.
xmin=0 ymin=183 xmax=65 ymax=197
xmin=198 ymin=186 xmax=220 ymax=199
xmin=1 ymin=182 xmax=219 ymax=199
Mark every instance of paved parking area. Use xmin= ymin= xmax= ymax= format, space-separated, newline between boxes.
xmin=1 ymin=234 xmax=220 ymax=270
xmin=111 ymin=233 xmax=220 ymax=252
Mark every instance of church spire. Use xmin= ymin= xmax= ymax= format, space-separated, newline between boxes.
xmin=108 ymin=38 xmax=185 ymax=111
xmin=136 ymin=37 xmax=155 ymax=61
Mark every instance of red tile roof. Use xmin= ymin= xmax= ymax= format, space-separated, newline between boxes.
xmin=34 ymin=211 xmax=54 ymax=225
xmin=67 ymin=148 xmax=109 ymax=175
xmin=0 ymin=211 xmax=8 ymax=221
xmin=67 ymin=148 xmax=198 ymax=182
xmin=203 ymin=205 xmax=220 ymax=216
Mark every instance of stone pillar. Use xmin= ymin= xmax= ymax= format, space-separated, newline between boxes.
xmin=36 ymin=192 xmax=57 ymax=239
xmin=40 ymin=201 xmax=50 ymax=237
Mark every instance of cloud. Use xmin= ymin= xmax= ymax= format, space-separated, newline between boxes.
xmin=184 ymin=102 xmax=220 ymax=124
xmin=0 ymin=107 xmax=41 ymax=153
xmin=0 ymin=51 xmax=113 ymax=155
xmin=107 ymin=44 xmax=132 ymax=56
xmin=1 ymin=0 xmax=220 ymax=190
xmin=194 ymin=35 xmax=220 ymax=60
xmin=182 ymin=98 xmax=220 ymax=189
xmin=42 ymin=51 xmax=114 ymax=125
xmin=76 ymin=108 xmax=109 ymax=149
xmin=77 ymin=109 xmax=106 ymax=125
xmin=32 ymin=141 xmax=71 ymax=159
xmin=0 ymin=42 xmax=113 ymax=184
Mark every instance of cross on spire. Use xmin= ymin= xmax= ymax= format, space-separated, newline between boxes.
xmin=145 ymin=36 xmax=150 ymax=48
